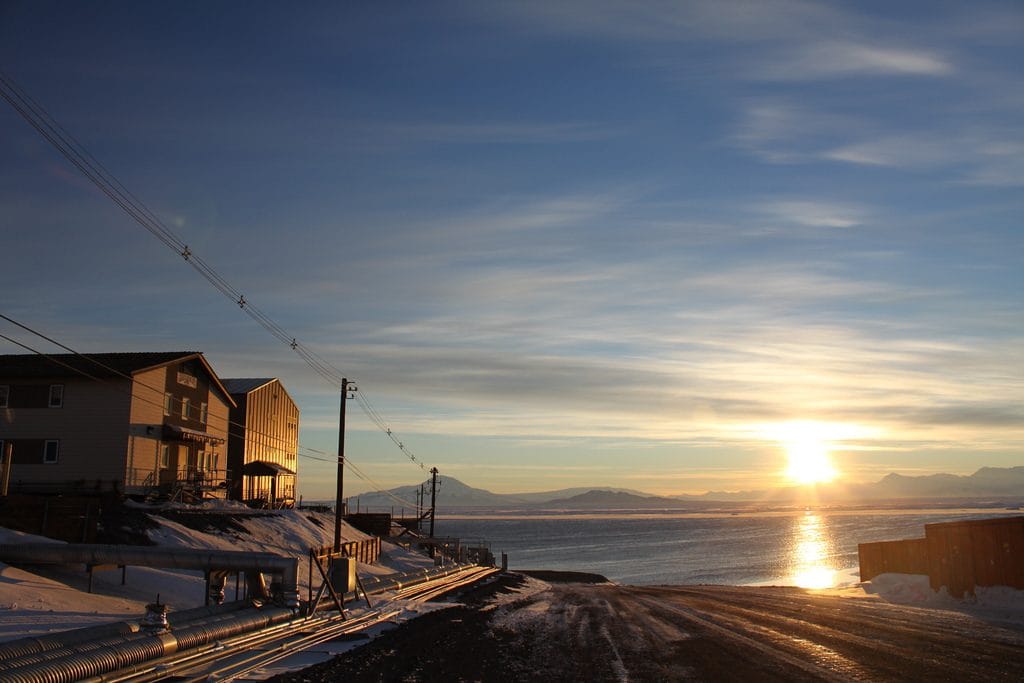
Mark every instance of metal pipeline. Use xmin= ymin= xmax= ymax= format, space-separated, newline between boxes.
xmin=0 ymin=600 xmax=250 ymax=663
xmin=358 ymin=563 xmax=472 ymax=595
xmin=2 ymin=565 xmax=491 ymax=679
xmin=0 ymin=601 xmax=256 ymax=672
xmin=0 ymin=543 xmax=299 ymax=607
xmin=0 ymin=606 xmax=294 ymax=683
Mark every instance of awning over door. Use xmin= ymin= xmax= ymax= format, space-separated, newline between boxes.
xmin=242 ymin=460 xmax=295 ymax=477
xmin=162 ymin=425 xmax=226 ymax=445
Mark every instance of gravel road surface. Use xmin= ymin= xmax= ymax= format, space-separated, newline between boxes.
xmin=270 ymin=572 xmax=1024 ymax=682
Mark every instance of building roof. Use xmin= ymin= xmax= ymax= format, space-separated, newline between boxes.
xmin=0 ymin=352 xmax=203 ymax=379
xmin=0 ymin=351 xmax=237 ymax=408
xmin=221 ymin=378 xmax=276 ymax=395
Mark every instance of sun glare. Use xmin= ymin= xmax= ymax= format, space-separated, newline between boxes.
xmin=773 ymin=421 xmax=840 ymax=485
xmin=784 ymin=436 xmax=837 ymax=485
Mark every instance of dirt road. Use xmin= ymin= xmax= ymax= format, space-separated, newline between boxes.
xmin=271 ymin=573 xmax=1024 ymax=682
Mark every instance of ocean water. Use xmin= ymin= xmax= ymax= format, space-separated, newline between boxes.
xmin=435 ymin=508 xmax=1019 ymax=587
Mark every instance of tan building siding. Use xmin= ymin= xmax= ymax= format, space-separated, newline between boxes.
xmin=129 ymin=367 xmax=168 ymax=425
xmin=207 ymin=393 xmax=230 ymax=442
xmin=225 ymin=379 xmax=299 ymax=505
xmin=245 ymin=380 xmax=299 ymax=470
xmin=206 ymin=390 xmax=230 ymax=478
xmin=126 ymin=366 xmax=170 ymax=487
xmin=2 ymin=378 xmax=132 ymax=486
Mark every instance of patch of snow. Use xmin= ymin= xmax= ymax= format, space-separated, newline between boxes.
xmin=858 ymin=573 xmax=1024 ymax=626
xmin=480 ymin=575 xmax=551 ymax=612
xmin=0 ymin=507 xmax=443 ymax=643
xmin=0 ymin=526 xmax=63 ymax=545
xmin=489 ymin=577 xmax=559 ymax=632
xmin=364 ymin=541 xmax=436 ymax=577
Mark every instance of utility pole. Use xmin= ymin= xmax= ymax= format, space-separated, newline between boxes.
xmin=1 ymin=442 xmax=12 ymax=497
xmin=334 ymin=378 xmax=357 ymax=553
xmin=429 ymin=467 xmax=439 ymax=539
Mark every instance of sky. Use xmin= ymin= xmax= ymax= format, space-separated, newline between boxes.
xmin=1 ymin=1 xmax=1021 ymax=500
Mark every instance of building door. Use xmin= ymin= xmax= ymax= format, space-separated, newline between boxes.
xmin=178 ymin=444 xmax=191 ymax=481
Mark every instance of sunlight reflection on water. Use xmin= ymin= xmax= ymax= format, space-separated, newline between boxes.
xmin=438 ymin=508 xmax=1005 ymax=586
xmin=789 ymin=511 xmax=838 ymax=589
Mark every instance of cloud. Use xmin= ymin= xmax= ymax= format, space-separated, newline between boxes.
xmin=824 ymin=135 xmax=959 ymax=168
xmin=731 ymin=99 xmax=859 ymax=163
xmin=291 ymin=258 xmax=1021 ymax=451
xmin=758 ymin=200 xmax=864 ymax=229
xmin=732 ymin=98 xmax=1024 ymax=187
xmin=477 ymin=1 xmax=956 ymax=82
xmin=350 ymin=120 xmax=620 ymax=148
xmin=753 ymin=42 xmax=953 ymax=80
xmin=480 ymin=0 xmax=855 ymax=45
xmin=824 ymin=128 xmax=1024 ymax=186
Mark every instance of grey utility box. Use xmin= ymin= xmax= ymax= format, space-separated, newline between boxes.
xmin=330 ymin=557 xmax=357 ymax=593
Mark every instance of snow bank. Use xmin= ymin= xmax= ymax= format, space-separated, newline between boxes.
xmin=484 ymin=575 xmax=550 ymax=613
xmin=145 ymin=508 xmax=370 ymax=556
xmin=862 ymin=573 xmax=1024 ymax=626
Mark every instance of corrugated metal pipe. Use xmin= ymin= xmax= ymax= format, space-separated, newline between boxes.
xmin=0 ymin=543 xmax=299 ymax=608
xmin=357 ymin=563 xmax=472 ymax=595
xmin=0 ymin=606 xmax=294 ymax=683
xmin=0 ymin=600 xmax=250 ymax=665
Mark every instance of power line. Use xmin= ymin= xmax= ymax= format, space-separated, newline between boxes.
xmin=0 ymin=70 xmax=432 ymax=476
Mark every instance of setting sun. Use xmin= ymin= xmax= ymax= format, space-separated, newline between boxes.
xmin=784 ymin=435 xmax=837 ymax=485
xmin=752 ymin=420 xmax=848 ymax=485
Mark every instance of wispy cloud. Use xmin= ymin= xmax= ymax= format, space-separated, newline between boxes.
xmin=825 ymin=135 xmax=962 ymax=168
xmin=732 ymin=97 xmax=1024 ymax=186
xmin=752 ymin=42 xmax=953 ymax=80
xmin=731 ymin=99 xmax=857 ymax=163
xmin=825 ymin=128 xmax=1024 ymax=186
xmin=758 ymin=200 xmax=865 ymax=229
xmin=353 ymin=120 xmax=620 ymax=147
xmin=480 ymin=1 xmax=956 ymax=82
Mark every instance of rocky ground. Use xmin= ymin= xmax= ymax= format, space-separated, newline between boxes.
xmin=270 ymin=571 xmax=1024 ymax=682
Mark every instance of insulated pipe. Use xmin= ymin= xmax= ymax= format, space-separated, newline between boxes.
xmin=0 ymin=600 xmax=251 ymax=663
xmin=358 ymin=563 xmax=468 ymax=594
xmin=0 ymin=606 xmax=294 ymax=683
xmin=0 ymin=601 xmax=254 ymax=671
xmin=0 ymin=544 xmax=298 ymax=607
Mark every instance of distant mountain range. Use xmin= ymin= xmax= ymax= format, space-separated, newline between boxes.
xmin=349 ymin=466 xmax=1024 ymax=512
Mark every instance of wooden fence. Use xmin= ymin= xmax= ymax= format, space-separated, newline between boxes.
xmin=311 ymin=536 xmax=381 ymax=565
xmin=0 ymin=494 xmax=101 ymax=543
xmin=858 ymin=515 xmax=1024 ymax=598
xmin=926 ymin=516 xmax=1024 ymax=598
xmin=858 ymin=538 xmax=928 ymax=581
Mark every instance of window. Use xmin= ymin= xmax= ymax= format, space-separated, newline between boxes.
xmin=0 ymin=385 xmax=8 ymax=408
xmin=181 ymin=397 xmax=191 ymax=419
xmin=160 ymin=444 xmax=170 ymax=468
xmin=164 ymin=393 xmax=173 ymax=416
xmin=43 ymin=440 xmax=59 ymax=464
xmin=199 ymin=402 xmax=208 ymax=425
xmin=48 ymin=384 xmax=64 ymax=408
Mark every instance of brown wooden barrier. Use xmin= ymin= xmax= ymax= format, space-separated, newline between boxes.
xmin=925 ymin=516 xmax=1024 ymax=598
xmin=859 ymin=516 xmax=1024 ymax=598
xmin=858 ymin=537 xmax=928 ymax=581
